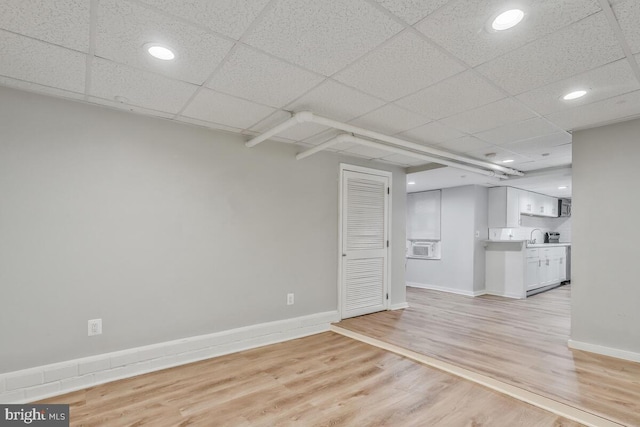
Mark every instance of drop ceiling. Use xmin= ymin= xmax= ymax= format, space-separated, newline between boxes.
xmin=1 ymin=0 xmax=640 ymax=174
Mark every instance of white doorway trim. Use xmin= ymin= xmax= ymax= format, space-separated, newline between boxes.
xmin=338 ymin=164 xmax=392 ymax=320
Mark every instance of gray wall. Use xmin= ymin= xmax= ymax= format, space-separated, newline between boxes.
xmin=571 ymin=118 xmax=640 ymax=354
xmin=406 ymin=185 xmax=487 ymax=293
xmin=0 ymin=87 xmax=406 ymax=373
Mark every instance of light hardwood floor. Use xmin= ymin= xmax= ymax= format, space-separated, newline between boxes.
xmin=38 ymin=332 xmax=581 ymax=426
xmin=337 ymin=285 xmax=640 ymax=427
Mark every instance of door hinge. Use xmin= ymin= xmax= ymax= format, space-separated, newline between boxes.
xmin=386 ymin=240 xmax=389 ymax=247
xmin=386 ymin=293 xmax=389 ymax=300
xmin=387 ymin=187 xmax=390 ymax=195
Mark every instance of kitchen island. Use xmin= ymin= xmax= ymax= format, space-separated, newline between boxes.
xmin=484 ymin=241 xmax=570 ymax=298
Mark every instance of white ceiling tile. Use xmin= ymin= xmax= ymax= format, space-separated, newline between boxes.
xmin=500 ymin=132 xmax=572 ymax=156
xmin=373 ymin=0 xmax=451 ymax=24
xmin=464 ymin=145 xmax=532 ymax=165
xmin=544 ymin=90 xmax=640 ymax=130
xmin=0 ymin=76 xmax=84 ymax=101
xmin=437 ymin=136 xmax=493 ymax=154
xmin=373 ymin=157 xmax=414 ymax=167
xmin=87 ymin=96 xmax=175 ymax=119
xmin=286 ymin=80 xmax=386 ymax=122
xmin=474 ymin=117 xmax=562 ymax=145
xmin=339 ymin=144 xmax=394 ymax=159
xmin=399 ymin=121 xmax=466 ymax=144
xmin=0 ymin=0 xmax=90 ymax=52
xmin=96 ymin=0 xmax=233 ymax=85
xmin=476 ymin=12 xmax=624 ymax=95
xmin=335 ymin=30 xmax=465 ymax=101
xmin=174 ymin=115 xmax=244 ymax=133
xmin=377 ymin=153 xmax=421 ymax=166
xmin=396 ymin=70 xmax=505 ymax=119
xmin=515 ymin=59 xmax=640 ymax=116
xmin=348 ymin=104 xmax=430 ymax=135
xmin=137 ymin=0 xmax=271 ymax=40
xmin=90 ymin=58 xmax=198 ymax=114
xmin=518 ymin=156 xmax=572 ymax=171
xmin=612 ymin=0 xmax=640 ymax=54
xmin=244 ymin=0 xmax=403 ymax=76
xmin=182 ymin=88 xmax=276 ymax=129
xmin=440 ymin=98 xmax=537 ymax=134
xmin=416 ymin=0 xmax=602 ymax=67
xmin=0 ymin=30 xmax=85 ymax=93
xmin=206 ymin=45 xmax=324 ymax=108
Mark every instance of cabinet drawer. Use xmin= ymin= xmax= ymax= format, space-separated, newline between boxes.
xmin=526 ymin=249 xmax=539 ymax=258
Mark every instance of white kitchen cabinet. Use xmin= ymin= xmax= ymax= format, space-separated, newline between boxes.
xmin=490 ymin=187 xmax=559 ymax=225
xmin=488 ymin=187 xmax=521 ymax=228
xmin=489 ymin=243 xmax=568 ymax=298
xmin=519 ymin=191 xmax=534 ymax=215
xmin=525 ymin=249 xmax=540 ymax=291
xmin=523 ymin=246 xmax=566 ymax=291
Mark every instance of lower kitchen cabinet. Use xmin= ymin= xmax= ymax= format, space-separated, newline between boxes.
xmin=486 ymin=242 xmax=569 ymax=298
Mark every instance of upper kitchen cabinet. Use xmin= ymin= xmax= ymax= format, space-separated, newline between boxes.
xmin=488 ymin=187 xmax=521 ymax=228
xmin=489 ymin=186 xmax=559 ymax=228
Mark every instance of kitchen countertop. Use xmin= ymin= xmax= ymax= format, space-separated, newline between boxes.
xmin=483 ymin=240 xmax=571 ymax=248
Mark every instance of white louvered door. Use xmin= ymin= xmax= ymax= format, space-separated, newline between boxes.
xmin=340 ymin=169 xmax=389 ymax=319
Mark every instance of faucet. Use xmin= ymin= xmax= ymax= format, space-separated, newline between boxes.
xmin=529 ymin=228 xmax=542 ymax=244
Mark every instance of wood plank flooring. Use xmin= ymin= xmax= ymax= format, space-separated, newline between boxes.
xmin=38 ymin=332 xmax=581 ymax=426
xmin=337 ymin=285 xmax=640 ymax=427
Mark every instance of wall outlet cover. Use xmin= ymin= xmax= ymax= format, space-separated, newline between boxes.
xmin=88 ymin=319 xmax=102 ymax=336
xmin=287 ymin=293 xmax=294 ymax=305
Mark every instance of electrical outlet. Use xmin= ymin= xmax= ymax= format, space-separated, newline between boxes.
xmin=88 ymin=319 xmax=102 ymax=336
xmin=475 ymin=230 xmax=480 ymax=238
xmin=287 ymin=293 xmax=294 ymax=305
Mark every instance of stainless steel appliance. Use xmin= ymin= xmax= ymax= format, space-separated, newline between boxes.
xmin=558 ymin=199 xmax=571 ymax=217
xmin=544 ymin=232 xmax=560 ymax=243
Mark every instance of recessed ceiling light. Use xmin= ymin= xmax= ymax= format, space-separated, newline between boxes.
xmin=408 ymin=181 xmax=416 ymax=185
xmin=492 ymin=9 xmax=525 ymax=31
xmin=562 ymin=90 xmax=587 ymax=101
xmin=145 ymin=43 xmax=175 ymax=60
xmin=558 ymin=186 xmax=568 ymax=190
xmin=502 ymin=159 xmax=514 ymax=163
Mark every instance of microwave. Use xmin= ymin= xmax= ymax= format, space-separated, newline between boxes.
xmin=558 ymin=198 xmax=571 ymax=217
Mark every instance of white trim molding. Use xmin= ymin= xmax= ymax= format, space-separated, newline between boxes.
xmin=407 ymin=282 xmax=486 ymax=297
xmin=389 ymin=302 xmax=409 ymax=310
xmin=0 ymin=311 xmax=339 ymax=404
xmin=568 ymin=339 xmax=640 ymax=363
xmin=332 ymin=326 xmax=620 ymax=427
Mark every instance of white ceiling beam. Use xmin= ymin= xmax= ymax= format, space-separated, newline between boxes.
xmin=248 ymin=111 xmax=523 ymax=176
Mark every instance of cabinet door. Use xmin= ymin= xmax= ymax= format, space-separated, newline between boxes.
xmin=506 ymin=187 xmax=521 ymax=227
xmin=525 ymin=258 xmax=540 ymax=290
xmin=559 ymin=256 xmax=567 ymax=281
xmin=519 ymin=191 xmax=533 ymax=214
xmin=548 ymin=257 xmax=561 ymax=284
xmin=558 ymin=247 xmax=567 ymax=281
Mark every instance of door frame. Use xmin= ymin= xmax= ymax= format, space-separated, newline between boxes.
xmin=338 ymin=163 xmax=393 ymax=320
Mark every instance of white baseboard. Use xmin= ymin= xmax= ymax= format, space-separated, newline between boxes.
xmin=0 ymin=311 xmax=339 ymax=404
xmin=568 ymin=339 xmax=640 ymax=363
xmin=407 ymin=282 xmax=486 ymax=297
xmin=484 ymin=290 xmax=524 ymax=299
xmin=389 ymin=302 xmax=409 ymax=310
